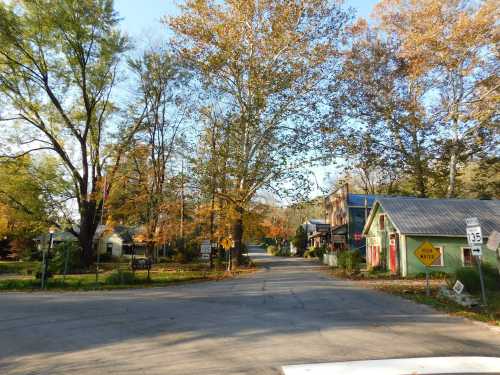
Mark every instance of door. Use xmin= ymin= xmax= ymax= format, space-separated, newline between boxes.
xmin=389 ymin=236 xmax=397 ymax=273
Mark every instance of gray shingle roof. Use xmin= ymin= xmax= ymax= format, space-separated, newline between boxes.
xmin=376 ymin=197 xmax=500 ymax=237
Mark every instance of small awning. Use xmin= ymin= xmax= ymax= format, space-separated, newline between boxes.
xmin=331 ymin=224 xmax=347 ymax=235
xmin=315 ymin=223 xmax=331 ymax=233
xmin=309 ymin=231 xmax=329 ymax=239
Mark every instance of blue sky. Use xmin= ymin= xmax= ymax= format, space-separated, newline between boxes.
xmin=115 ymin=0 xmax=380 ymax=42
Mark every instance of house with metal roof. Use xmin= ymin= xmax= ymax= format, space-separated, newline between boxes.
xmin=362 ymin=197 xmax=499 ymax=277
xmin=302 ymin=219 xmax=330 ymax=248
xmin=325 ymin=183 xmax=380 ymax=255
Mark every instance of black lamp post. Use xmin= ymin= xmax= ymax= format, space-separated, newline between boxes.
xmin=43 ymin=227 xmax=55 ymax=289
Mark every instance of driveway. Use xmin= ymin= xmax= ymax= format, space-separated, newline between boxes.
xmin=0 ymin=245 xmax=499 ymax=374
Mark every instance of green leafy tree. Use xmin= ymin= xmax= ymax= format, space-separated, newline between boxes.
xmin=0 ymin=156 xmax=68 ymax=257
xmin=0 ymin=0 xmax=140 ymax=264
xmin=292 ymin=226 xmax=308 ymax=256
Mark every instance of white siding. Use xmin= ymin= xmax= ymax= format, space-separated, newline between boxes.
xmin=98 ymin=233 xmax=123 ymax=256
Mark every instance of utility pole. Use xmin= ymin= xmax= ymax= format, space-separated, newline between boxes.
xmin=209 ymin=121 xmax=217 ymax=269
xmin=180 ymin=159 xmax=185 ymax=240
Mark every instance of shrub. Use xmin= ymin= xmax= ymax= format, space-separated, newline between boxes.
xmin=292 ymin=227 xmax=307 ymax=256
xmin=98 ymin=252 xmax=113 ymax=263
xmin=304 ymin=245 xmax=327 ymax=260
xmin=267 ymin=245 xmax=279 ymax=255
xmin=260 ymin=238 xmax=276 ymax=248
xmin=414 ymin=271 xmax=448 ymax=279
xmin=303 ymin=246 xmax=317 ymax=258
xmin=368 ymin=265 xmax=385 ymax=274
xmin=278 ymin=244 xmax=290 ymax=257
xmin=454 ymin=263 xmax=500 ymax=293
xmin=48 ymin=241 xmax=83 ymax=274
xmin=173 ymin=238 xmax=200 ymax=263
xmin=105 ymin=270 xmax=137 ymax=285
xmin=338 ymin=250 xmax=362 ymax=273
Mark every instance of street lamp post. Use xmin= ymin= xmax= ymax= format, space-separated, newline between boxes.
xmin=42 ymin=227 xmax=55 ymax=289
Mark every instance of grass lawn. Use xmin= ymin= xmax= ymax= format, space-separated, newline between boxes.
xmin=372 ymin=282 xmax=500 ymax=326
xmin=0 ymin=267 xmax=255 ymax=291
xmin=0 ymin=261 xmax=40 ymax=275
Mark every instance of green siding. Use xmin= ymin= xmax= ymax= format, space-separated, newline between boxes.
xmin=405 ymin=236 xmax=497 ymax=276
xmin=365 ymin=205 xmax=397 ymax=270
xmin=365 ymin=203 xmax=497 ymax=277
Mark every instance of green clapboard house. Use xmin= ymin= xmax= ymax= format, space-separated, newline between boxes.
xmin=362 ymin=197 xmax=499 ymax=277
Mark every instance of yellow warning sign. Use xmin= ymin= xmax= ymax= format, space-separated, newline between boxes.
xmin=221 ymin=237 xmax=234 ymax=251
xmin=414 ymin=241 xmax=441 ymax=267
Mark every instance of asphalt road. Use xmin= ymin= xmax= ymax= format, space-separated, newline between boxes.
xmin=0 ymin=245 xmax=499 ymax=375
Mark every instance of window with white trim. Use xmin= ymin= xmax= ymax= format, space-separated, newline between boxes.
xmin=431 ymin=246 xmax=444 ymax=267
xmin=461 ymin=247 xmax=474 ymax=267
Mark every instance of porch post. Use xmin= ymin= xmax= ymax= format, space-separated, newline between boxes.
xmin=400 ymin=234 xmax=407 ymax=277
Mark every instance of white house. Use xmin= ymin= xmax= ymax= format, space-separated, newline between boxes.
xmin=35 ymin=225 xmax=146 ymax=257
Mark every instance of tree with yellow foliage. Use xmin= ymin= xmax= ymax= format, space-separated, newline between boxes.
xmin=373 ymin=0 xmax=499 ymax=197
xmin=168 ymin=0 xmax=351 ymax=267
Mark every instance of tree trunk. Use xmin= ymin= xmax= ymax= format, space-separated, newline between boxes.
xmin=231 ymin=206 xmax=244 ymax=269
xmin=414 ymin=158 xmax=427 ymax=198
xmin=447 ymin=147 xmax=458 ymax=198
xmin=78 ymin=201 xmax=100 ymax=267
xmin=411 ymin=128 xmax=427 ymax=198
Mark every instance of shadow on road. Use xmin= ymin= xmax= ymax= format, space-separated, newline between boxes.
xmin=0 ymin=245 xmax=499 ymax=375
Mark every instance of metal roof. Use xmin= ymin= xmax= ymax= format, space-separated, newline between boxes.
xmin=34 ymin=231 xmax=77 ymax=242
xmin=373 ymin=197 xmax=500 ymax=237
xmin=347 ymin=193 xmax=379 ymax=207
xmin=307 ymin=219 xmax=326 ymax=225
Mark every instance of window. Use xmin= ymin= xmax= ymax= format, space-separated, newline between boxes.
xmin=431 ymin=246 xmax=444 ymax=267
xmin=122 ymin=244 xmax=133 ymax=255
xmin=379 ymin=214 xmax=385 ymax=231
xmin=106 ymin=243 xmax=113 ymax=255
xmin=462 ymin=247 xmax=474 ymax=267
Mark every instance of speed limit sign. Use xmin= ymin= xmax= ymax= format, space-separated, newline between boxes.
xmin=466 ymin=225 xmax=483 ymax=246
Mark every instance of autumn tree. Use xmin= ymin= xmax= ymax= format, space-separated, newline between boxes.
xmin=125 ymin=47 xmax=188 ymax=255
xmin=374 ymin=0 xmax=499 ymax=197
xmin=192 ymin=107 xmax=232 ymax=246
xmin=0 ymin=0 xmax=141 ymax=264
xmin=325 ymin=20 xmax=433 ymax=197
xmin=168 ymin=0 xmax=351 ymax=267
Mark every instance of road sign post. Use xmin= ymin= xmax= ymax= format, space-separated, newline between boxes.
xmin=414 ymin=241 xmax=441 ymax=297
xmin=476 ymin=254 xmax=487 ymax=306
xmin=424 ymin=266 xmax=430 ymax=296
xmin=221 ymin=237 xmax=235 ymax=272
xmin=466 ymin=217 xmax=487 ymax=306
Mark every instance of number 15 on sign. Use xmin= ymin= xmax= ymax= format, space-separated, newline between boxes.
xmin=467 ymin=226 xmax=482 ymax=245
